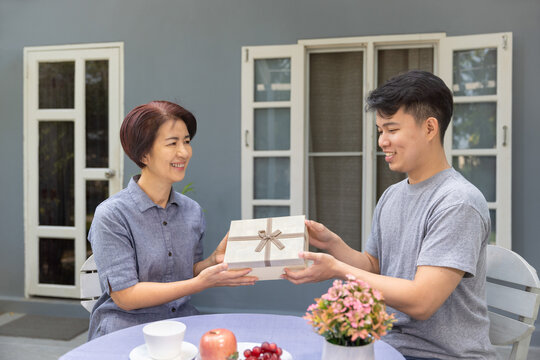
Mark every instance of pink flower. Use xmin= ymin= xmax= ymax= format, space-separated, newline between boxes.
xmin=304 ymin=274 xmax=396 ymax=346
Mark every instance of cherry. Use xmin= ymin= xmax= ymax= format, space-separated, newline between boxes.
xmin=268 ymin=343 xmax=277 ymax=352
xmin=244 ymin=349 xmax=252 ymax=357
xmin=261 ymin=342 xmax=270 ymax=353
xmin=251 ymin=346 xmax=261 ymax=357
xmin=276 ymin=347 xmax=283 ymax=356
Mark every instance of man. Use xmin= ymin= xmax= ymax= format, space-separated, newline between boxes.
xmin=283 ymin=70 xmax=496 ymax=359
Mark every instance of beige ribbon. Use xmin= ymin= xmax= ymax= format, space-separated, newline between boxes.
xmin=228 ymin=217 xmax=304 ymax=267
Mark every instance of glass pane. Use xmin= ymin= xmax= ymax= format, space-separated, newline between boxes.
xmin=453 ymin=48 xmax=497 ymax=96
xmin=254 ymin=108 xmax=290 ymax=150
xmin=253 ymin=206 xmax=290 ymax=219
xmin=255 ymin=58 xmax=290 ymax=102
xmin=39 ymin=62 xmax=75 ymax=109
xmin=489 ymin=209 xmax=496 ymax=245
xmin=39 ymin=238 xmax=75 ymax=285
xmin=309 ymin=51 xmax=363 ymax=152
xmin=376 ymin=47 xmax=434 ymax=156
xmin=309 ymin=156 xmax=362 ymax=250
xmin=39 ymin=122 xmax=74 ymax=226
xmin=453 ymin=156 xmax=496 ymax=202
xmin=453 ymin=103 xmax=497 ymax=149
xmin=254 ymin=157 xmax=290 ymax=199
xmin=86 ymin=60 xmax=109 ymax=167
xmin=86 ymin=180 xmax=109 ymax=258
xmin=377 ymin=48 xmax=434 ymax=85
xmin=376 ymin=155 xmax=407 ymax=200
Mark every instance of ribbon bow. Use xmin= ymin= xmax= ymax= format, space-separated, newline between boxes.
xmin=255 ymin=229 xmax=285 ymax=252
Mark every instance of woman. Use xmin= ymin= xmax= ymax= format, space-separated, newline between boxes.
xmin=87 ymin=101 xmax=256 ymax=340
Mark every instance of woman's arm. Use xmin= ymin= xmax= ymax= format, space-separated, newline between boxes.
xmin=110 ymin=233 xmax=257 ymax=311
xmin=110 ymin=263 xmax=255 ymax=311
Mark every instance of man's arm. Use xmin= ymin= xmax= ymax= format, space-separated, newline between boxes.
xmin=283 ymin=252 xmax=464 ymax=320
xmin=304 ymin=220 xmax=379 ymax=273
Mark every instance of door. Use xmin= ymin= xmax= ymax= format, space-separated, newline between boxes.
xmin=241 ymin=45 xmax=304 ymax=219
xmin=24 ymin=43 xmax=124 ymax=298
xmin=440 ymin=33 xmax=512 ymax=248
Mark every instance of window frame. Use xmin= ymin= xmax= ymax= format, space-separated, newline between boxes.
xmin=241 ymin=32 xmax=512 ymax=249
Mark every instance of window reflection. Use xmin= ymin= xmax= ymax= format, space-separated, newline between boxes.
xmin=453 ymin=48 xmax=497 ymax=96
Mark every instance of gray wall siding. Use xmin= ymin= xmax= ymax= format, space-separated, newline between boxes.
xmin=1 ymin=0 xmax=539 ymax=343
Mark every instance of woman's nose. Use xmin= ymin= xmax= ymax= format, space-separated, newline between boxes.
xmin=176 ymin=144 xmax=189 ymax=157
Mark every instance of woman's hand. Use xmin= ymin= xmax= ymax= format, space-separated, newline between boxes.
xmin=305 ymin=220 xmax=342 ymax=251
xmin=211 ymin=232 xmax=228 ymax=265
xmin=196 ymin=262 xmax=258 ymax=288
xmin=281 ymin=251 xmax=343 ymax=284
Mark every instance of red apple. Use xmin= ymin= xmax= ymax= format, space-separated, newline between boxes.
xmin=199 ymin=328 xmax=238 ymax=360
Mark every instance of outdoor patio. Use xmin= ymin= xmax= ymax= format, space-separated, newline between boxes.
xmin=0 ymin=312 xmax=539 ymax=360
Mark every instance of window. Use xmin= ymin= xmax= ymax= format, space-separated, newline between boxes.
xmin=241 ymin=33 xmax=512 ymax=249
xmin=24 ymin=42 xmax=124 ymax=298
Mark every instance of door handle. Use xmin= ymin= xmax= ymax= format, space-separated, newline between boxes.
xmin=104 ymin=169 xmax=116 ymax=179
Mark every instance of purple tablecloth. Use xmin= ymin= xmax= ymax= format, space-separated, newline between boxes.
xmin=60 ymin=313 xmax=404 ymax=360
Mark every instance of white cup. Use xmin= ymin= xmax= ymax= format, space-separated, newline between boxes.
xmin=143 ymin=320 xmax=186 ymax=360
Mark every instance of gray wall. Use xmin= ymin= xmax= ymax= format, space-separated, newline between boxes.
xmin=1 ymin=0 xmax=539 ymax=344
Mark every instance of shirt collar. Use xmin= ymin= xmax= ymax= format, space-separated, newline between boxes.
xmin=128 ymin=175 xmax=180 ymax=212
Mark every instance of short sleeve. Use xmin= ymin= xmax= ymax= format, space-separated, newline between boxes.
xmin=89 ymin=203 xmax=139 ymax=293
xmin=417 ymin=203 xmax=488 ymax=277
xmin=193 ymin=206 xmax=205 ymax=263
xmin=366 ymin=202 xmax=382 ymax=260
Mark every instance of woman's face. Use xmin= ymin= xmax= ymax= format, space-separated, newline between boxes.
xmin=141 ymin=118 xmax=192 ymax=186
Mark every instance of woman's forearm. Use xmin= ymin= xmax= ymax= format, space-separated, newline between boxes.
xmin=110 ymin=278 xmax=206 ymax=311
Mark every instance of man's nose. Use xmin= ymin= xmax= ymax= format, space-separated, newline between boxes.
xmin=378 ymin=133 xmax=389 ymax=148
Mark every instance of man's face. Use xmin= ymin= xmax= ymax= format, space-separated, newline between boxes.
xmin=376 ymin=107 xmax=429 ymax=176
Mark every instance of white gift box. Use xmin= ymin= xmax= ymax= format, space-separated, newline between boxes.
xmin=223 ymin=215 xmax=309 ymax=280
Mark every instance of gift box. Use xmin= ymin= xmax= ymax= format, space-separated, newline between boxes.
xmin=223 ymin=215 xmax=309 ymax=280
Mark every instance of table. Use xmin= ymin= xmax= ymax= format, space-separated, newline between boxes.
xmin=60 ymin=313 xmax=404 ymax=360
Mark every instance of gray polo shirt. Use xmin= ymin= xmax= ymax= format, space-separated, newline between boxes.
xmin=87 ymin=175 xmax=204 ymax=340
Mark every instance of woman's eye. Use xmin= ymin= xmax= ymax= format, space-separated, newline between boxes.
xmin=184 ymin=139 xmax=191 ymax=144
xmin=168 ymin=142 xmax=176 ymax=146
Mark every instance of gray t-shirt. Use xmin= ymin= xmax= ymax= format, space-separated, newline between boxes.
xmin=87 ymin=176 xmax=204 ymax=340
xmin=366 ymin=168 xmax=496 ymax=359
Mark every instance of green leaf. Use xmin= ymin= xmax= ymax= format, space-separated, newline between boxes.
xmin=181 ymin=182 xmax=195 ymax=195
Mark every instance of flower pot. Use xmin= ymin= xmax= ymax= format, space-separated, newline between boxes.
xmin=321 ymin=340 xmax=375 ymax=360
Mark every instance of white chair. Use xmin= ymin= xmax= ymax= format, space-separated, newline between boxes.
xmin=80 ymin=254 xmax=101 ymax=312
xmin=486 ymin=244 xmax=540 ymax=360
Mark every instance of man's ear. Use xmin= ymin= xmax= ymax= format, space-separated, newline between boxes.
xmin=425 ymin=117 xmax=439 ymax=141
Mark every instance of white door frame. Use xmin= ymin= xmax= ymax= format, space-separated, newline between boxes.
xmin=23 ymin=42 xmax=124 ymax=298
xmin=440 ymin=33 xmax=512 ymax=248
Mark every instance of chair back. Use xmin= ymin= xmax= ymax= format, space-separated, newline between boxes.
xmin=80 ymin=254 xmax=101 ymax=312
xmin=486 ymin=244 xmax=540 ymax=360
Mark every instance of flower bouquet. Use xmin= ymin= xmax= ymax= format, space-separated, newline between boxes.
xmin=304 ymin=275 xmax=395 ymax=347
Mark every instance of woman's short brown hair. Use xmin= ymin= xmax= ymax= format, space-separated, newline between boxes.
xmin=120 ymin=101 xmax=197 ymax=168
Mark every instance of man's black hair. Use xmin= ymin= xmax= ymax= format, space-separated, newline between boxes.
xmin=366 ymin=70 xmax=453 ymax=143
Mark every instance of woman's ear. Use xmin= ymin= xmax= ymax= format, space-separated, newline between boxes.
xmin=140 ymin=153 xmax=149 ymax=166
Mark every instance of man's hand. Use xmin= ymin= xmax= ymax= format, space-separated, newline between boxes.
xmin=305 ymin=220 xmax=342 ymax=251
xmin=281 ymin=251 xmax=343 ymax=284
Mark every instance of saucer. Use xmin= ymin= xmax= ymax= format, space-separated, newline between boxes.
xmin=130 ymin=341 xmax=198 ymax=360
